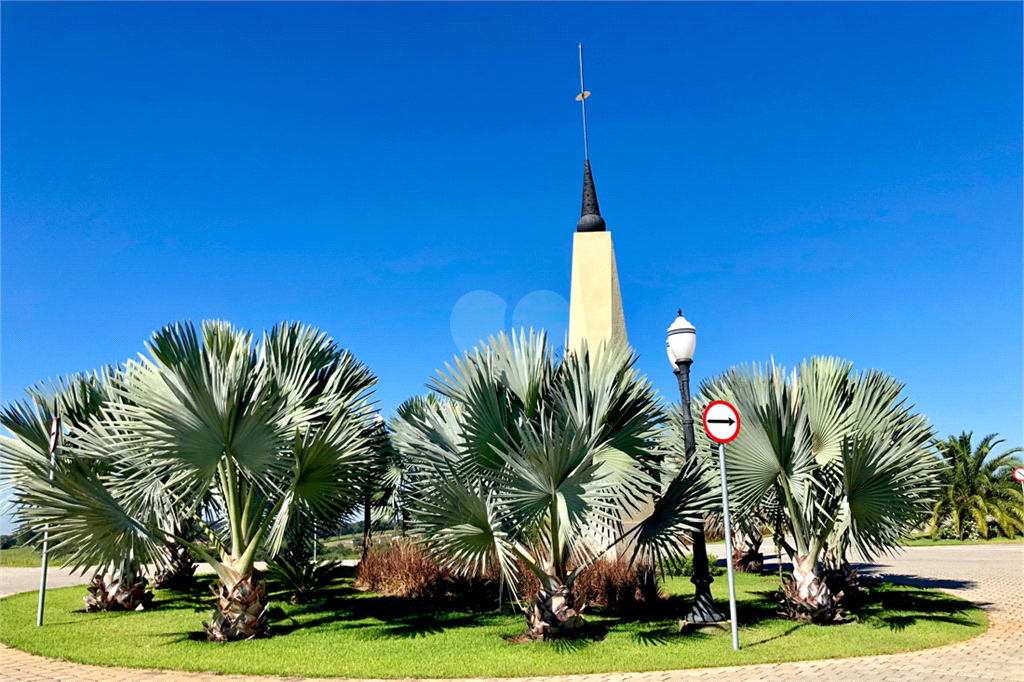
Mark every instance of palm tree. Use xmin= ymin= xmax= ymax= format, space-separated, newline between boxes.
xmin=378 ymin=410 xmax=412 ymax=538
xmin=356 ymin=416 xmax=405 ymax=560
xmin=1 ymin=368 xmax=159 ymax=611
xmin=4 ymin=321 xmax=377 ymax=640
xmin=929 ymin=432 xmax=1023 ymax=540
xmin=391 ymin=332 xmax=717 ymax=640
xmin=697 ymin=358 xmax=939 ymax=623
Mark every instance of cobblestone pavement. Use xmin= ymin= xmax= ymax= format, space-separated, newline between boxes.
xmin=1 ymin=544 xmax=1021 ymax=682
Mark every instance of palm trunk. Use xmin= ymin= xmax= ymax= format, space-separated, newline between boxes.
xmin=513 ymin=540 xmax=587 ymax=640
xmin=526 ymin=581 xmax=585 ymax=640
xmin=362 ymin=492 xmax=372 ymax=561
xmin=204 ymin=566 xmax=269 ymax=642
xmin=824 ymin=559 xmax=860 ymax=600
xmin=85 ymin=562 xmax=153 ymax=612
xmin=732 ymin=533 xmax=764 ymax=573
xmin=779 ymin=554 xmax=844 ymax=623
xmin=152 ymin=542 xmax=197 ymax=590
xmin=200 ymin=459 xmax=276 ymax=641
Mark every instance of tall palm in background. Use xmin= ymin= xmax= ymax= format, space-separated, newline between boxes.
xmin=697 ymin=358 xmax=938 ymax=622
xmin=391 ymin=332 xmax=717 ymax=640
xmin=3 ymin=321 xmax=377 ymax=640
xmin=929 ymin=432 xmax=1023 ymax=540
xmin=357 ymin=416 xmax=406 ymax=560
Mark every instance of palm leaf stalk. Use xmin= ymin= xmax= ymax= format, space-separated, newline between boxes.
xmin=696 ymin=358 xmax=939 ymax=623
xmin=4 ymin=321 xmax=377 ymax=641
xmin=392 ymin=332 xmax=717 ymax=640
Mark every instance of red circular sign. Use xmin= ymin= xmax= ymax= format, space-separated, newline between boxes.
xmin=1013 ymin=468 xmax=1024 ymax=483
xmin=702 ymin=400 xmax=741 ymax=444
xmin=48 ymin=416 xmax=59 ymax=453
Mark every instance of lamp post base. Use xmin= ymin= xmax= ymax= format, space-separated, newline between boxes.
xmin=679 ymin=620 xmax=731 ymax=634
xmin=683 ymin=577 xmax=726 ymax=624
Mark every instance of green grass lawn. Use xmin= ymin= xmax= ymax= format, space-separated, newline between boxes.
xmin=1 ymin=546 xmax=43 ymax=567
xmin=0 ymin=569 xmax=986 ymax=678
xmin=903 ymin=535 xmax=1022 ymax=547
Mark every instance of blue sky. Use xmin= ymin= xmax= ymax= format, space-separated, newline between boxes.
xmin=2 ymin=3 xmax=1021 ymax=532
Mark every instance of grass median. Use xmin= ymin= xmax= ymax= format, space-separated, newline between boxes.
xmin=0 ymin=569 xmax=987 ymax=678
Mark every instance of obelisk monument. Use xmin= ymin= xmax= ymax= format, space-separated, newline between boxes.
xmin=567 ymin=45 xmax=627 ymax=354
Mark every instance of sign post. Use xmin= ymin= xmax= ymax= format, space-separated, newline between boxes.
xmin=1014 ymin=468 xmax=1024 ymax=523
xmin=703 ymin=400 xmax=741 ymax=651
xmin=37 ymin=415 xmax=59 ymax=627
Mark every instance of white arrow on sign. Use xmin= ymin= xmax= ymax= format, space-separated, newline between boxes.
xmin=1013 ymin=468 xmax=1024 ymax=483
xmin=48 ymin=416 xmax=59 ymax=454
xmin=703 ymin=401 xmax=740 ymax=444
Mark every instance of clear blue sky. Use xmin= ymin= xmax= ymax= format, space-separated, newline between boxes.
xmin=3 ymin=2 xmax=1022 ymax=533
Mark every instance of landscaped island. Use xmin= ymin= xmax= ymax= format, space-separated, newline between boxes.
xmin=0 ymin=319 xmax=1012 ymax=677
xmin=0 ymin=570 xmax=986 ymax=679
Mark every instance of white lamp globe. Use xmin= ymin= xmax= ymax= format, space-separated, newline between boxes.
xmin=667 ymin=309 xmax=696 ymax=366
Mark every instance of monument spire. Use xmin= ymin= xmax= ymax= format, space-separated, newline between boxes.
xmin=576 ymin=43 xmax=606 ymax=233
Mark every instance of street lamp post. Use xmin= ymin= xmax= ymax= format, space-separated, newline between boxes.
xmin=667 ymin=310 xmax=725 ymax=625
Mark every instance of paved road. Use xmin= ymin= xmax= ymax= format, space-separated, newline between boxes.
xmin=1 ymin=544 xmax=1021 ymax=682
xmin=0 ymin=561 xmax=320 ymax=599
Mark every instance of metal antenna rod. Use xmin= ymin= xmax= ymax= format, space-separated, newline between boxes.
xmin=577 ymin=43 xmax=590 ymax=160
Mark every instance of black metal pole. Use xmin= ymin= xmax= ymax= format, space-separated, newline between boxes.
xmin=675 ymin=360 xmax=725 ymax=624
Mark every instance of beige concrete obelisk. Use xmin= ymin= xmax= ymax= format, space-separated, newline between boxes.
xmin=568 ymin=221 xmax=628 ymax=352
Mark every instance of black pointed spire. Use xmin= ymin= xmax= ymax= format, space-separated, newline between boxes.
xmin=577 ymin=159 xmax=606 ymax=232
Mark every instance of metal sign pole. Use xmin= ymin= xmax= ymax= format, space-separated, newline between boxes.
xmin=1015 ymin=470 xmax=1024 ymax=536
xmin=718 ymin=441 xmax=740 ymax=650
xmin=37 ymin=415 xmax=59 ymax=627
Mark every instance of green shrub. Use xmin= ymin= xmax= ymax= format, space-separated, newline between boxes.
xmin=663 ymin=553 xmax=724 ymax=577
xmin=266 ymin=557 xmax=348 ymax=604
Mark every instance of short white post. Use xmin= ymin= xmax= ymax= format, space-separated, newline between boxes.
xmin=36 ymin=449 xmax=55 ymax=627
xmin=38 ymin=414 xmax=60 ymax=627
xmin=718 ymin=442 xmax=740 ymax=650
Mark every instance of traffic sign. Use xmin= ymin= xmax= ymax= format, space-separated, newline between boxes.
xmin=1013 ymin=468 xmax=1024 ymax=483
xmin=48 ymin=416 xmax=59 ymax=454
xmin=703 ymin=401 xmax=740 ymax=444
